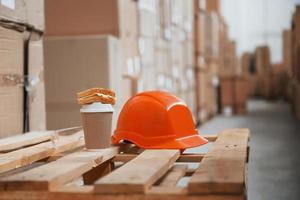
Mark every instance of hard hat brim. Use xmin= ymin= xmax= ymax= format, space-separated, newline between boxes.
xmin=112 ymin=133 xmax=208 ymax=150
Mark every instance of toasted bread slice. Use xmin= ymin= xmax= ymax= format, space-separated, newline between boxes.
xmin=77 ymin=88 xmax=115 ymax=98
xmin=78 ymin=93 xmax=116 ymax=105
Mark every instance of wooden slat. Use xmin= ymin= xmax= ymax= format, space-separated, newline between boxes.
xmin=202 ymin=134 xmax=218 ymax=142
xmin=0 ymin=131 xmax=84 ymax=174
xmin=94 ymin=150 xmax=180 ymax=194
xmin=0 ymin=147 xmax=118 ymax=191
xmin=0 ymin=131 xmax=54 ymax=152
xmin=113 ymin=153 xmax=205 ymax=163
xmin=0 ymin=127 xmax=82 ymax=153
xmin=0 ymin=190 xmax=245 ymax=200
xmin=188 ymin=129 xmax=250 ymax=194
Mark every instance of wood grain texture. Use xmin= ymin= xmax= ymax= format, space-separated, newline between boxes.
xmin=94 ymin=150 xmax=180 ymax=194
xmin=0 ymin=131 xmax=84 ymax=174
xmin=113 ymin=153 xmax=205 ymax=163
xmin=0 ymin=131 xmax=54 ymax=152
xmin=188 ymin=129 xmax=250 ymax=194
xmin=0 ymin=147 xmax=118 ymax=191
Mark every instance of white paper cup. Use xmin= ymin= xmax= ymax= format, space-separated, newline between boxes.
xmin=80 ymin=102 xmax=114 ymax=149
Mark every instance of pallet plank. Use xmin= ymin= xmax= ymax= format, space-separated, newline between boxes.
xmin=0 ymin=147 xmax=118 ymax=191
xmin=0 ymin=127 xmax=82 ymax=153
xmin=0 ymin=131 xmax=54 ymax=152
xmin=188 ymin=129 xmax=250 ymax=194
xmin=94 ymin=150 xmax=180 ymax=194
xmin=0 ymin=131 xmax=84 ymax=174
xmin=113 ymin=153 xmax=205 ymax=163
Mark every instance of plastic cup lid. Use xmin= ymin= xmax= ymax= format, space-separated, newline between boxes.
xmin=80 ymin=102 xmax=114 ymax=113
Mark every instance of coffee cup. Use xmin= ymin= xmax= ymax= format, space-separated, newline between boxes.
xmin=80 ymin=102 xmax=114 ymax=149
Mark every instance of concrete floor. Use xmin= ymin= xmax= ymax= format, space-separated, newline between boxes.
xmin=187 ymin=100 xmax=300 ymax=200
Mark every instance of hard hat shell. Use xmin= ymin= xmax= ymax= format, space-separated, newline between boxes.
xmin=112 ymin=91 xmax=208 ymax=149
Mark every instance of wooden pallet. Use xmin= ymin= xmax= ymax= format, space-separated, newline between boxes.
xmin=0 ymin=127 xmax=250 ymax=200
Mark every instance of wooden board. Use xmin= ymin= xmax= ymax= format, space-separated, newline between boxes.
xmin=0 ymin=131 xmax=54 ymax=152
xmin=113 ymin=153 xmax=205 ymax=163
xmin=94 ymin=150 xmax=180 ymax=194
xmin=0 ymin=147 xmax=118 ymax=191
xmin=0 ymin=127 xmax=82 ymax=153
xmin=188 ymin=129 xmax=250 ymax=194
xmin=0 ymin=131 xmax=84 ymax=174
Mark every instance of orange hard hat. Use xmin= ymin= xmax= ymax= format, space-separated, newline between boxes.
xmin=112 ymin=91 xmax=208 ymax=149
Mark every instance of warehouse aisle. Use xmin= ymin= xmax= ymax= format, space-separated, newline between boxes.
xmin=194 ymin=100 xmax=300 ymax=200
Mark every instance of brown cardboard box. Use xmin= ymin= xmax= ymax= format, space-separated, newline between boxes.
xmin=204 ymin=12 xmax=220 ymax=58
xmin=0 ymin=26 xmax=24 ymax=138
xmin=220 ymin=77 xmax=234 ymax=109
xmin=195 ymin=11 xmax=206 ymax=55
xmin=220 ymin=76 xmax=248 ymax=114
xmin=45 ymin=0 xmax=137 ymax=38
xmin=0 ymin=0 xmax=44 ymax=30
xmin=195 ymin=71 xmax=208 ymax=117
xmin=221 ymin=40 xmax=237 ymax=77
xmin=283 ymin=30 xmax=292 ymax=74
xmin=0 ymin=0 xmax=26 ymax=24
xmin=43 ymin=35 xmax=123 ymax=130
xmin=28 ymin=34 xmax=46 ymax=131
xmin=255 ymin=46 xmax=271 ymax=75
xmin=45 ymin=0 xmax=139 ymax=72
xmin=241 ymin=52 xmax=251 ymax=75
xmin=247 ymin=74 xmax=258 ymax=97
xmin=206 ymin=0 xmax=220 ymax=14
xmin=25 ymin=0 xmax=45 ymax=31
xmin=234 ymin=77 xmax=248 ymax=106
xmin=261 ymin=74 xmax=277 ymax=99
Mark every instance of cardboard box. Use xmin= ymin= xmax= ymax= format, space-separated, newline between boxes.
xmin=283 ymin=30 xmax=292 ymax=74
xmin=241 ymin=52 xmax=251 ymax=75
xmin=206 ymin=0 xmax=220 ymax=14
xmin=138 ymin=8 xmax=157 ymax=37
xmin=233 ymin=77 xmax=248 ymax=105
xmin=220 ymin=76 xmax=248 ymax=114
xmin=255 ymin=46 xmax=271 ymax=75
xmin=139 ymin=37 xmax=155 ymax=68
xmin=204 ymin=12 xmax=219 ymax=58
xmin=45 ymin=0 xmax=137 ymax=37
xmin=220 ymin=77 xmax=234 ymax=108
xmin=195 ymin=71 xmax=209 ymax=119
xmin=0 ymin=26 xmax=24 ymax=138
xmin=0 ymin=0 xmax=44 ymax=30
xmin=43 ymin=35 xmax=123 ymax=130
xmin=247 ymin=74 xmax=258 ymax=97
xmin=195 ymin=11 xmax=206 ymax=55
xmin=28 ymin=34 xmax=46 ymax=131
xmin=221 ymin=40 xmax=237 ymax=77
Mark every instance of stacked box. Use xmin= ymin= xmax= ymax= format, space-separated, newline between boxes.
xmin=255 ymin=46 xmax=271 ymax=96
xmin=221 ymin=40 xmax=238 ymax=77
xmin=136 ymin=0 xmax=197 ymax=119
xmin=44 ymin=36 xmax=123 ymax=130
xmin=0 ymin=2 xmax=45 ymax=137
xmin=282 ymin=30 xmax=292 ymax=75
xmin=220 ymin=76 xmax=248 ymax=115
xmin=28 ymin=34 xmax=46 ymax=131
xmin=233 ymin=77 xmax=248 ymax=114
xmin=0 ymin=0 xmax=44 ymax=30
xmin=0 ymin=26 xmax=24 ymax=138
xmin=45 ymin=0 xmax=139 ymax=103
xmin=292 ymin=6 xmax=300 ymax=82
